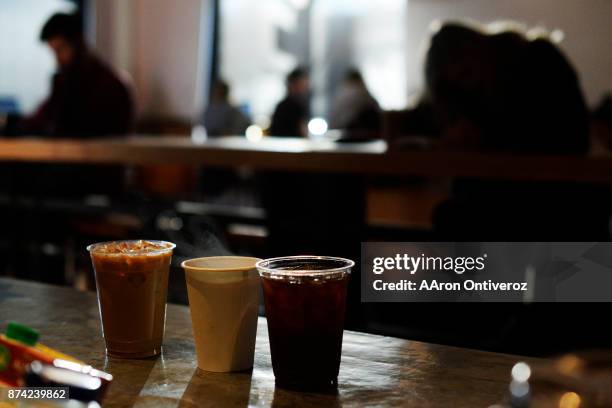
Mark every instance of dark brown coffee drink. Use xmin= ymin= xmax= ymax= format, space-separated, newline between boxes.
xmin=257 ymin=256 xmax=353 ymax=391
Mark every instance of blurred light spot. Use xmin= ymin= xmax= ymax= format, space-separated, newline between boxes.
xmin=245 ymin=125 xmax=264 ymax=142
xmin=559 ymin=392 xmax=581 ymax=408
xmin=551 ymin=29 xmax=565 ymax=43
xmin=512 ymin=362 xmax=531 ymax=383
xmin=308 ymin=117 xmax=328 ymax=136
xmin=191 ymin=125 xmax=208 ymax=144
xmin=509 ymin=380 xmax=529 ymax=398
xmin=41 ymin=243 xmax=60 ymax=256
xmin=85 ymin=194 xmax=111 ymax=207
xmin=254 ymin=115 xmax=271 ymax=130
xmin=429 ymin=19 xmax=443 ymax=33
xmin=228 ymin=223 xmax=268 ymax=238
xmin=557 ymin=355 xmax=582 ymax=375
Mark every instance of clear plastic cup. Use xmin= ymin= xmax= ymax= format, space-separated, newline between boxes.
xmin=88 ymin=240 xmax=175 ymax=358
xmin=256 ymin=256 xmax=354 ymax=391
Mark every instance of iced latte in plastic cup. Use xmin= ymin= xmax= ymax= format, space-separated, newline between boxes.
xmin=88 ymin=240 xmax=175 ymax=358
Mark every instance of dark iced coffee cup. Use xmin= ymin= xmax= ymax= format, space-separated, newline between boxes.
xmin=256 ymin=256 xmax=353 ymax=391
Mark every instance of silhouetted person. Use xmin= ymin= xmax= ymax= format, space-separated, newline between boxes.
xmin=329 ymin=69 xmax=381 ymax=136
xmin=422 ymin=21 xmax=608 ymax=241
xmin=423 ymin=22 xmax=588 ymax=153
xmin=18 ymin=13 xmax=133 ymax=137
xmin=379 ymin=21 xmax=612 ymax=357
xmin=268 ymin=67 xmax=309 ymax=137
xmin=203 ymin=80 xmax=250 ymax=136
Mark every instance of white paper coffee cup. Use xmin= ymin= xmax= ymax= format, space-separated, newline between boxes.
xmin=181 ymin=256 xmax=261 ymax=372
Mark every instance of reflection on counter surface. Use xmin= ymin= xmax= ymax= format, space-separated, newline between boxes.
xmin=0 ymin=278 xmax=542 ymax=407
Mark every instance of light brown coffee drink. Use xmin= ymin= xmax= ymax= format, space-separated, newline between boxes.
xmin=88 ymin=240 xmax=175 ymax=358
xmin=181 ymin=256 xmax=260 ymax=372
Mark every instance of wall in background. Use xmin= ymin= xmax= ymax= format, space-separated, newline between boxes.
xmin=406 ymin=0 xmax=612 ymax=106
xmin=219 ymin=0 xmax=299 ymax=127
xmin=220 ymin=0 xmax=408 ymax=124
xmin=91 ymin=0 xmax=612 ymax=120
xmin=92 ymin=0 xmax=211 ymax=122
xmin=311 ymin=0 xmax=408 ymax=115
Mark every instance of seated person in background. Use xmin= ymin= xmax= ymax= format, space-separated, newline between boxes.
xmin=18 ymin=13 xmax=133 ymax=137
xmin=422 ymin=21 xmax=607 ymax=240
xmin=378 ymin=21 xmax=612 ymax=356
xmin=199 ymin=80 xmax=250 ymax=197
xmin=203 ymin=80 xmax=250 ymax=136
xmin=423 ymin=21 xmax=588 ymax=153
xmin=268 ymin=67 xmax=310 ymax=137
xmin=329 ymin=68 xmax=381 ymax=137
xmin=10 ymin=13 xmax=133 ymax=197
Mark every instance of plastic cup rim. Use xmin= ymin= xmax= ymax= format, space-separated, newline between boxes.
xmin=255 ymin=255 xmax=354 ymax=277
xmin=87 ymin=240 xmax=176 ymax=256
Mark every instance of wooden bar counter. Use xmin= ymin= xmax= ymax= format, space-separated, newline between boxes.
xmin=0 ymin=135 xmax=612 ymax=182
xmin=0 ymin=277 xmax=538 ymax=407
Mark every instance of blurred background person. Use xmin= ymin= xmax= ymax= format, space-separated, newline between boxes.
xmin=329 ymin=68 xmax=381 ymax=137
xmin=422 ymin=21 xmax=608 ymax=241
xmin=268 ymin=67 xmax=310 ymax=137
xmin=203 ymin=79 xmax=250 ymax=137
xmin=0 ymin=11 xmax=135 ymax=287
xmin=423 ymin=21 xmax=588 ymax=154
xmin=198 ymin=80 xmax=251 ymax=204
xmin=381 ymin=20 xmax=612 ymax=356
xmin=10 ymin=12 xmax=133 ymax=199
xmin=18 ymin=12 xmax=133 ymax=137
